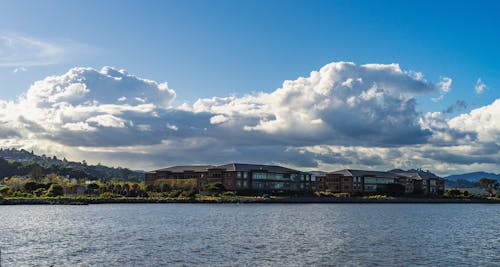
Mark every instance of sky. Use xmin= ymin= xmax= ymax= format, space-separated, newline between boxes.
xmin=0 ymin=0 xmax=498 ymax=175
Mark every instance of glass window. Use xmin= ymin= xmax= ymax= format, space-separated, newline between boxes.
xmin=364 ymin=185 xmax=377 ymax=192
xmin=253 ymin=172 xmax=267 ymax=180
xmin=243 ymin=172 xmax=248 ymax=179
xmin=237 ymin=172 xmax=241 ymax=178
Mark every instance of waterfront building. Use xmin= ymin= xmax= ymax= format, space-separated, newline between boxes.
xmin=393 ymin=171 xmax=445 ymax=195
xmin=316 ymin=169 xmax=444 ymax=196
xmin=145 ymin=163 xmax=313 ymax=194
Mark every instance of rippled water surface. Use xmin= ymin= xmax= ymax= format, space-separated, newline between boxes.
xmin=0 ymin=204 xmax=499 ymax=266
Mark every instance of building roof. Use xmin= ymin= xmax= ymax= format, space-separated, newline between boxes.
xmin=217 ymin=163 xmax=303 ymax=174
xmin=394 ymin=172 xmax=442 ymax=180
xmin=329 ymin=169 xmax=401 ymax=179
xmin=154 ymin=165 xmax=215 ymax=173
xmin=150 ymin=163 xmax=304 ymax=174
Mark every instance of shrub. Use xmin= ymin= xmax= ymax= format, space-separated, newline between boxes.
xmin=12 ymin=191 xmax=33 ymax=198
xmin=221 ymin=191 xmax=236 ymax=197
xmin=99 ymin=192 xmax=123 ymax=199
xmin=180 ymin=189 xmax=196 ymax=198
xmin=33 ymin=188 xmax=46 ymax=197
xmin=23 ymin=182 xmax=46 ymax=193
xmin=367 ymin=195 xmax=390 ymax=199
xmin=161 ymin=183 xmax=171 ymax=192
xmin=145 ymin=184 xmax=154 ymax=192
xmin=46 ymin=184 xmax=64 ymax=197
xmin=87 ymin=183 xmax=100 ymax=190
xmin=0 ymin=186 xmax=10 ymax=196
xmin=445 ymin=189 xmax=462 ymax=198
xmin=168 ymin=190 xmax=182 ymax=198
xmin=202 ymin=182 xmax=226 ymax=196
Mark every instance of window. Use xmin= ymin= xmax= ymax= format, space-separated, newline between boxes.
xmin=364 ymin=185 xmax=376 ymax=192
xmin=252 ymin=181 xmax=265 ymax=189
xmin=236 ymin=181 xmax=241 ymax=187
xmin=243 ymin=172 xmax=248 ymax=179
xmin=237 ymin=172 xmax=242 ymax=178
xmin=343 ymin=178 xmax=350 ymax=182
xmin=226 ymin=181 xmax=232 ymax=187
xmin=253 ymin=172 xmax=267 ymax=180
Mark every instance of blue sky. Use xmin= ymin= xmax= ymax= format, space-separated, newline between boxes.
xmin=0 ymin=0 xmax=498 ymax=174
xmin=1 ymin=0 xmax=497 ymax=108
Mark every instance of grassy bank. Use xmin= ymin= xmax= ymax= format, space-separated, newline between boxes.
xmin=1 ymin=195 xmax=500 ymax=205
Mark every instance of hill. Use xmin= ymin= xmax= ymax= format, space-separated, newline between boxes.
xmin=444 ymin=172 xmax=500 ymax=182
xmin=0 ymin=148 xmax=144 ymax=181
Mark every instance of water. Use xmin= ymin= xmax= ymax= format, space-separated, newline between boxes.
xmin=0 ymin=204 xmax=499 ymax=266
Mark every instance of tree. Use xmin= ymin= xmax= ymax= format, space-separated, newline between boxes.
xmin=479 ymin=178 xmax=499 ymax=196
xmin=202 ymin=182 xmax=226 ymax=195
xmin=29 ymin=165 xmax=44 ymax=182
xmin=46 ymin=184 xmax=64 ymax=197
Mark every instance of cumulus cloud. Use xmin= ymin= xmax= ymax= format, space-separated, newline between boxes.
xmin=0 ymin=62 xmax=497 ymax=175
xmin=193 ymin=62 xmax=434 ymax=146
xmin=448 ymin=99 xmax=500 ymax=144
xmin=475 ymin=78 xmax=487 ymax=94
xmin=0 ymin=66 xmax=176 ymax=147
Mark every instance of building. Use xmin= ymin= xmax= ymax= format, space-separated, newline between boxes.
xmin=316 ymin=169 xmax=444 ymax=196
xmin=145 ymin=163 xmax=313 ymax=194
xmin=392 ymin=171 xmax=445 ymax=195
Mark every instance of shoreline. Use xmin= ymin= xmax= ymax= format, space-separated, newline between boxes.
xmin=1 ymin=196 xmax=499 ymax=205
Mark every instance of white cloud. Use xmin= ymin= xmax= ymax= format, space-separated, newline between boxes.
xmin=193 ymin=62 xmax=434 ymax=146
xmin=0 ymin=33 xmax=88 ymax=67
xmin=166 ymin=123 xmax=178 ymax=131
xmin=0 ymin=62 xmax=497 ymax=175
xmin=13 ymin=67 xmax=27 ymax=73
xmin=438 ymin=77 xmax=452 ymax=93
xmin=0 ymin=66 xmax=176 ymax=148
xmin=448 ymin=99 xmax=500 ymax=143
xmin=431 ymin=77 xmax=452 ymax=102
xmin=210 ymin=114 xmax=229 ymax=125
xmin=475 ymin=78 xmax=487 ymax=94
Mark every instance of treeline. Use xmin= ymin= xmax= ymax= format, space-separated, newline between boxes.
xmin=0 ymin=176 xmax=231 ymax=199
xmin=0 ymin=148 xmax=144 ymax=181
xmin=0 ymin=157 xmax=95 ymax=180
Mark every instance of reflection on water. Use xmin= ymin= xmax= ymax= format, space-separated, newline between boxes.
xmin=0 ymin=204 xmax=499 ymax=266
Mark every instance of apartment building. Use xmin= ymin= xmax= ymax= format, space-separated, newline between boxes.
xmin=145 ymin=163 xmax=313 ymax=194
xmin=316 ymin=169 xmax=444 ymax=196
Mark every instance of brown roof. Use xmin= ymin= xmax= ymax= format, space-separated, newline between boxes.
xmin=329 ymin=169 xmax=401 ymax=179
xmin=217 ymin=163 xmax=303 ymax=174
xmin=150 ymin=163 xmax=305 ymax=174
xmin=394 ymin=172 xmax=443 ymax=180
xmin=154 ymin=165 xmax=214 ymax=173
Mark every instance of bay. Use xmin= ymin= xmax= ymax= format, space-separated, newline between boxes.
xmin=0 ymin=204 xmax=499 ymax=266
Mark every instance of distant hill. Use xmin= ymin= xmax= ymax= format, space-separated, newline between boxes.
xmin=444 ymin=179 xmax=479 ymax=189
xmin=0 ymin=148 xmax=144 ymax=181
xmin=444 ymin=172 xmax=500 ymax=182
